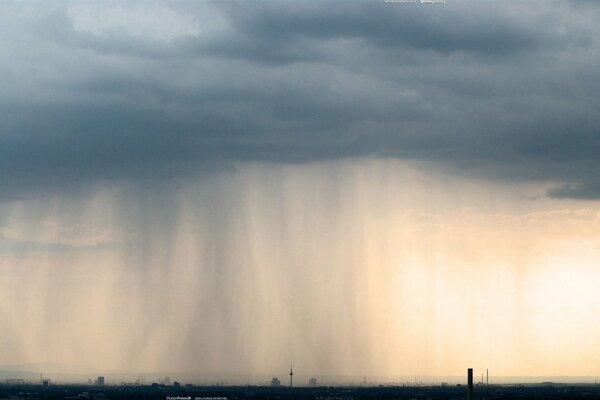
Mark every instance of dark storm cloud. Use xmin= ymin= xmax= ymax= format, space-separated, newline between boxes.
xmin=215 ymin=2 xmax=543 ymax=59
xmin=547 ymin=182 xmax=600 ymax=200
xmin=1 ymin=0 xmax=599 ymax=200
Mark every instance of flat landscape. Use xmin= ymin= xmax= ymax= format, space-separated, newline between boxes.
xmin=3 ymin=384 xmax=600 ymax=400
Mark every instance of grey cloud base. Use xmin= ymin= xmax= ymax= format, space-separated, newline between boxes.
xmin=1 ymin=0 xmax=599 ymax=200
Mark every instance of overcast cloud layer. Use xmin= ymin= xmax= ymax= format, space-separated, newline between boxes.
xmin=1 ymin=0 xmax=600 ymax=200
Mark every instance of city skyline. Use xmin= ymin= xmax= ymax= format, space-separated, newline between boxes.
xmin=1 ymin=0 xmax=600 ymax=379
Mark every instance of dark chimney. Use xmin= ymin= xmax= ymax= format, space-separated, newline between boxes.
xmin=467 ymin=368 xmax=473 ymax=400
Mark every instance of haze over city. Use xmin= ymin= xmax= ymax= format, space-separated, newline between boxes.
xmin=1 ymin=0 xmax=600 ymax=383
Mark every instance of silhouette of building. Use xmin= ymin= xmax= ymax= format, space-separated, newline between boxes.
xmin=467 ymin=368 xmax=473 ymax=400
xmin=270 ymin=377 xmax=281 ymax=387
xmin=97 ymin=376 xmax=105 ymax=387
xmin=309 ymin=377 xmax=317 ymax=387
xmin=289 ymin=366 xmax=293 ymax=388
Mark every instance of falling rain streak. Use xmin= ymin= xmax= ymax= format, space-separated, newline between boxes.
xmin=1 ymin=160 xmax=600 ymax=378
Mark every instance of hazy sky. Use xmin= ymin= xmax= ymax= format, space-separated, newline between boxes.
xmin=1 ymin=0 xmax=600 ymax=380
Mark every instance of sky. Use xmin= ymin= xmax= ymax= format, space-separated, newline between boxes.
xmin=1 ymin=0 xmax=600 ymax=381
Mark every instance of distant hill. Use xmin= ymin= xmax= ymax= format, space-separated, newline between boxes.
xmin=0 ymin=362 xmax=96 ymax=374
xmin=0 ymin=363 xmax=97 ymax=382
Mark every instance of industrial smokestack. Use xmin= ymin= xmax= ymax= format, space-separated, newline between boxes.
xmin=467 ymin=368 xmax=473 ymax=400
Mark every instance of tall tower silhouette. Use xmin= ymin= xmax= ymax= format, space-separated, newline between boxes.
xmin=289 ymin=365 xmax=293 ymax=387
xmin=467 ymin=368 xmax=473 ymax=400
